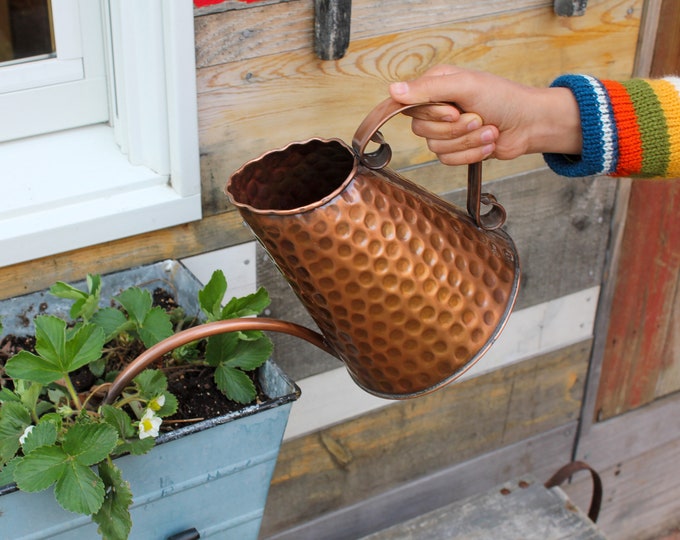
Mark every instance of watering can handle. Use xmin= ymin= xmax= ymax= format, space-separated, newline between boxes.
xmin=351 ymin=98 xmax=507 ymax=231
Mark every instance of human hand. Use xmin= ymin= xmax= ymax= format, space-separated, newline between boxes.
xmin=389 ymin=65 xmax=582 ymax=165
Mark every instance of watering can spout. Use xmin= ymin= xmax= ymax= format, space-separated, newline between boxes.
xmin=103 ymin=319 xmax=336 ymax=405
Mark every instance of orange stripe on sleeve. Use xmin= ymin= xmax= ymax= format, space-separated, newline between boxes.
xmin=601 ymin=80 xmax=644 ymax=176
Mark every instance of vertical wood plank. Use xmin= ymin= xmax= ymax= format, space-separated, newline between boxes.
xmin=592 ymin=0 xmax=680 ymax=420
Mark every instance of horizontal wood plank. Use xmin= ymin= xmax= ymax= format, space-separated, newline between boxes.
xmin=194 ymin=0 xmax=553 ymax=68
xmin=267 ymin=424 xmax=578 ymax=540
xmin=197 ymin=0 xmax=641 ymax=213
xmin=260 ymin=340 xmax=591 ymax=536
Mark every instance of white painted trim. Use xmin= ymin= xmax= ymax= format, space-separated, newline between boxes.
xmin=282 ymin=287 xmax=600 ymax=440
xmin=0 ymin=0 xmax=107 ymax=140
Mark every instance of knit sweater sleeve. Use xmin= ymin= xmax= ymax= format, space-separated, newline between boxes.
xmin=543 ymin=75 xmax=680 ymax=178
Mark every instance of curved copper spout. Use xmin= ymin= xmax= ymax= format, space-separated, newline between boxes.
xmin=103 ymin=318 xmax=336 ymax=405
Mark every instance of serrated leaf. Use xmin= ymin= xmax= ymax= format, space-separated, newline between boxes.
xmin=221 ymin=287 xmax=271 ymax=319
xmin=214 ymin=365 xmax=256 ymax=404
xmin=101 ymin=405 xmax=135 ymax=439
xmin=0 ymin=401 xmax=30 ymax=464
xmin=198 ymin=270 xmax=227 ymax=321
xmin=0 ymin=456 xmax=19 ymax=487
xmin=115 ymin=287 xmax=152 ymax=326
xmin=92 ymin=307 xmax=129 ymax=341
xmin=155 ymin=391 xmax=178 ymax=418
xmin=224 ymin=336 xmax=272 ymax=371
xmin=204 ymin=332 xmax=239 ymax=367
xmin=54 ymin=460 xmax=105 ymax=515
xmin=64 ymin=324 xmax=106 ymax=373
xmin=14 ymin=445 xmax=67 ymax=492
xmin=0 ymin=387 xmax=20 ymax=402
xmin=33 ymin=315 xmax=66 ymax=366
xmin=138 ymin=307 xmax=173 ymax=348
xmin=62 ymin=423 xmax=118 ymax=466
xmin=116 ymin=436 xmax=155 ymax=457
xmin=21 ymin=421 xmax=58 ymax=454
xmin=49 ymin=281 xmax=87 ymax=301
xmin=93 ymin=461 xmax=133 ymax=540
xmin=133 ymin=369 xmax=167 ymax=398
xmin=5 ymin=350 xmax=63 ymax=384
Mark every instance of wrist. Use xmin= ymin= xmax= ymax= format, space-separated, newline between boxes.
xmin=526 ymin=87 xmax=582 ymax=155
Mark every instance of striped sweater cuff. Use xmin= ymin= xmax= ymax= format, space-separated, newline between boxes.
xmin=544 ymin=74 xmax=680 ymax=178
xmin=543 ymin=74 xmax=618 ymax=177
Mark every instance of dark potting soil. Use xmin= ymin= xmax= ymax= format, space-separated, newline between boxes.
xmin=0 ymin=288 xmax=269 ymax=433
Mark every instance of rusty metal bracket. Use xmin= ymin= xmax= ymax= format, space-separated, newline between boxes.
xmin=554 ymin=0 xmax=588 ymax=16
xmin=314 ymin=0 xmax=352 ymax=60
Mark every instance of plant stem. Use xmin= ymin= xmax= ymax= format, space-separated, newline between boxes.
xmin=63 ymin=376 xmax=83 ymax=411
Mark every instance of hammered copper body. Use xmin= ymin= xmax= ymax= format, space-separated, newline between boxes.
xmin=224 ymin=99 xmax=520 ymax=399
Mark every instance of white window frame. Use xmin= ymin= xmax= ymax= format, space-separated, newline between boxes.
xmin=0 ymin=0 xmax=201 ymax=267
xmin=0 ymin=0 xmax=109 ymax=141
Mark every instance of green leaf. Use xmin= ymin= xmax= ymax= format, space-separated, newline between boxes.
xmin=101 ymin=405 xmax=135 ymax=439
xmin=0 ymin=401 xmax=30 ymax=464
xmin=14 ymin=445 xmax=67 ymax=492
xmin=204 ymin=332 xmax=239 ymax=367
xmin=91 ymin=307 xmax=129 ymax=341
xmin=54 ymin=460 xmax=105 ymax=515
xmin=33 ymin=315 xmax=66 ymax=366
xmin=101 ymin=406 xmax=155 ymax=456
xmin=224 ymin=336 xmax=272 ymax=371
xmin=138 ymin=306 xmax=173 ymax=348
xmin=198 ymin=270 xmax=227 ymax=320
xmin=221 ymin=287 xmax=271 ymax=319
xmin=49 ymin=281 xmax=87 ymax=302
xmin=214 ymin=365 xmax=256 ymax=404
xmin=116 ymin=287 xmax=152 ymax=326
xmin=0 ymin=387 xmax=20 ymax=402
xmin=133 ymin=369 xmax=167 ymax=398
xmin=64 ymin=323 xmax=106 ymax=373
xmin=93 ymin=461 xmax=133 ymax=540
xmin=155 ymin=391 xmax=178 ymax=418
xmin=0 ymin=456 xmax=19 ymax=487
xmin=5 ymin=351 xmax=63 ymax=384
xmin=19 ymin=380 xmax=43 ymax=411
xmin=21 ymin=421 xmax=58 ymax=454
xmin=116 ymin=436 xmax=155 ymax=457
xmin=62 ymin=423 xmax=118 ymax=466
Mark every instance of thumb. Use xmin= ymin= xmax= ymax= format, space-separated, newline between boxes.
xmin=389 ymin=69 xmax=473 ymax=108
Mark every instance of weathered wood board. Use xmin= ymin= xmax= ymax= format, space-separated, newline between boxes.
xmin=259 ymin=168 xmax=616 ymax=381
xmin=594 ymin=180 xmax=680 ymax=420
xmin=361 ymin=477 xmax=607 ymax=540
xmin=266 ymin=424 xmax=579 ymax=540
xmin=565 ymin=430 xmax=680 ymax=540
xmin=259 ymin=340 xmax=591 ymax=537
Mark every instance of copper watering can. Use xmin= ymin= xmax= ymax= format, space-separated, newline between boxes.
xmin=106 ymin=99 xmax=519 ymax=404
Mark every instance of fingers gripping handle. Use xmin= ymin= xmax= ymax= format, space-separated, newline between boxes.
xmin=351 ymin=98 xmax=507 ymax=231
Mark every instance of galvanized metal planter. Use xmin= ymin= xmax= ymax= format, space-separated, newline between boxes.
xmin=0 ymin=260 xmax=299 ymax=539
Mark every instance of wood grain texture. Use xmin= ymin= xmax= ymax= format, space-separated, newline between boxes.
xmin=197 ymin=0 xmax=641 ymax=213
xmin=194 ymin=0 xmax=553 ymax=68
xmin=267 ymin=424 xmax=579 ymax=540
xmin=259 ymin=169 xmax=616 ymax=381
xmin=259 ymin=340 xmax=591 ymax=536
xmin=594 ymin=180 xmax=680 ymax=420
xmin=565 ymin=434 xmax=680 ymax=540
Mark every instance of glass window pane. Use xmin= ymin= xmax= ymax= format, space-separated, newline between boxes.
xmin=0 ymin=0 xmax=55 ymax=65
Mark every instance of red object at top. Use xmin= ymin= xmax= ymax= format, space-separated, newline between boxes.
xmin=194 ymin=0 xmax=264 ymax=6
